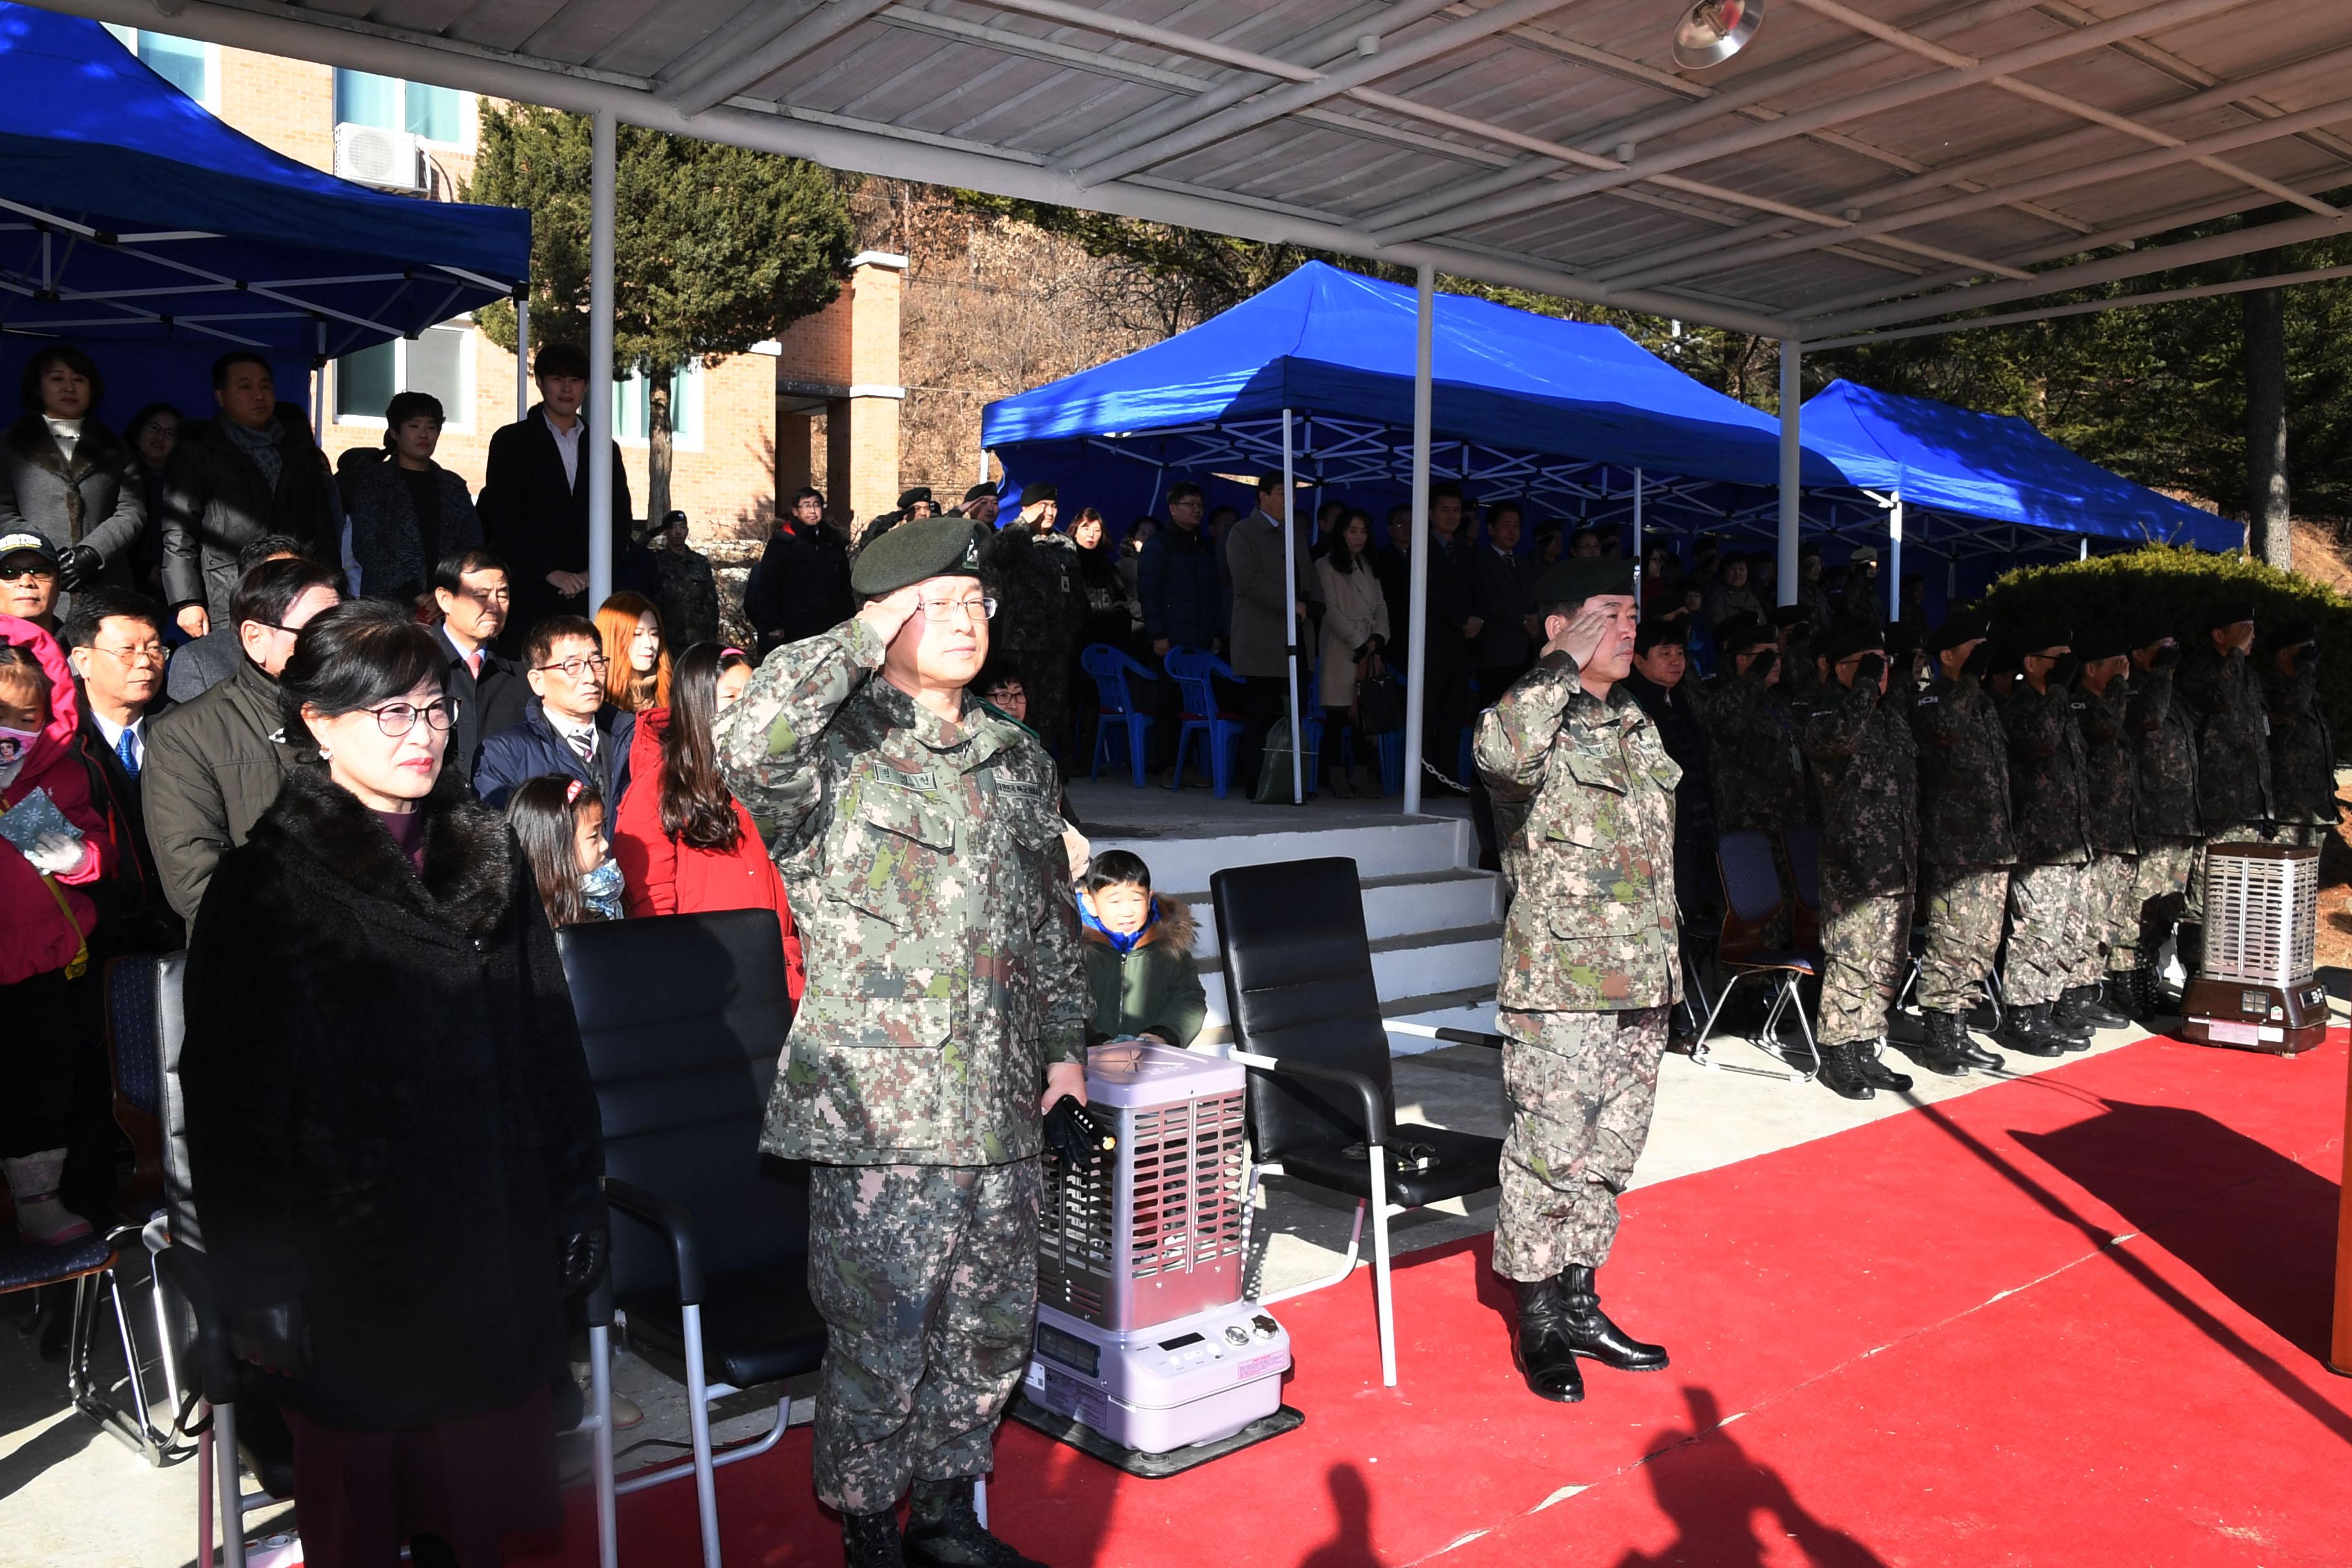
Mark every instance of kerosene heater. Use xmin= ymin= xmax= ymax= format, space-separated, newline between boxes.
xmin=2181 ymin=842 xmax=2330 ymax=1055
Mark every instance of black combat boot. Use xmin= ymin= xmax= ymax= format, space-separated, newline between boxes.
xmin=2102 ymin=973 xmax=2146 ymax=1024
xmin=844 ymin=1510 xmax=908 ymax=1568
xmin=1557 ymin=1265 xmax=1669 ymax=1372
xmin=1901 ymin=1011 xmax=1974 ymax=1075
xmin=1509 ymin=1277 xmax=1587 ymax=1402
xmin=1945 ymin=1008 xmax=2005 ymax=1070
xmin=1814 ymin=1041 xmax=1876 ymax=1100
xmin=1854 ymin=1037 xmax=1914 ymax=1093
xmin=2175 ymin=922 xmax=2204 ymax=977
xmin=2056 ymin=984 xmax=2128 ymax=1032
xmin=1992 ymin=1002 xmax=2068 ymax=1059
xmin=905 ymin=1479 xmax=1046 ymax=1568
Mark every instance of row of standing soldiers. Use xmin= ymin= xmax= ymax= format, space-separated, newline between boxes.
xmin=1662 ymin=598 xmax=2337 ymax=1097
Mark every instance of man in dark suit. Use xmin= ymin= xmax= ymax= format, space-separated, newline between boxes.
xmin=429 ymin=547 xmax=529 ymax=782
xmin=1472 ymin=499 xmax=1540 ymax=695
xmin=477 ymin=341 xmax=634 ymax=651
xmin=474 ymin=614 xmax=636 ymax=821
xmin=64 ymin=585 xmax=184 ymax=955
xmin=1419 ymin=481 xmax=1480 ymax=795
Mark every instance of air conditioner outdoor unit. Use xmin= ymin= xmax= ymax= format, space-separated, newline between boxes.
xmin=333 ymin=123 xmax=424 ymax=193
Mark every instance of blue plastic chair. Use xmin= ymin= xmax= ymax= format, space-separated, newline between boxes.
xmin=1164 ymin=646 xmax=1244 ymax=798
xmin=1079 ymin=644 xmax=1155 ymax=788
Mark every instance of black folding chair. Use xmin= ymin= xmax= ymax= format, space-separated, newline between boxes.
xmin=1210 ymin=856 xmax=1503 ymax=1388
xmin=558 ymin=910 xmax=823 ymax=1568
xmin=1694 ymin=830 xmax=1823 ymax=1083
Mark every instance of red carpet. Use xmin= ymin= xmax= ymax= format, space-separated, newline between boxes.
xmin=512 ymin=1032 xmax=2352 ymax=1567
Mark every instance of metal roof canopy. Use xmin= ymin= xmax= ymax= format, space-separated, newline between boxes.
xmin=31 ymin=0 xmax=2349 ymax=347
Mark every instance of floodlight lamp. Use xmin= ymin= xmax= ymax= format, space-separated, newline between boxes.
xmin=1672 ymin=0 xmax=1763 ymax=70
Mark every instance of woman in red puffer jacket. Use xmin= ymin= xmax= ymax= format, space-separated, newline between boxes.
xmin=612 ymin=642 xmax=804 ymax=999
xmin=1 ymin=613 xmax=115 ymax=1243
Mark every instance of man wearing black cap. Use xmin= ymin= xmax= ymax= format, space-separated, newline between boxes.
xmin=1623 ymin=616 xmax=1718 ymax=989
xmin=1910 ymin=609 xmax=2019 ymax=1070
xmin=1838 ymin=547 xmax=1885 ymax=630
xmin=714 ymin=513 xmax=1083 ymax=1568
xmin=1473 ymin=554 xmax=1676 ymax=1405
xmin=1800 ymin=621 xmax=1920 ymax=1099
xmin=982 ymin=480 xmax=1084 ymax=762
xmin=1998 ymin=625 xmax=2100 ymax=1052
xmin=1773 ymin=602 xmax=1824 ymax=709
xmin=1797 ymin=543 xmax=1832 ymax=631
xmin=2177 ymin=601 xmax=2273 ymax=964
xmin=1686 ymin=612 xmax=1809 ymax=946
xmin=961 ymin=482 xmax=999 ymax=529
xmin=2121 ymin=624 xmax=2197 ymax=1012
xmin=2071 ymin=632 xmax=2142 ymax=1024
xmin=2262 ymin=620 xmax=2337 ymax=848
xmin=897 ymin=485 xmax=936 ymax=522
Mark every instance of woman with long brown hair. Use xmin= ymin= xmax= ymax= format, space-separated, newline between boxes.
xmin=594 ymin=590 xmax=669 ymax=712
xmin=610 ymin=642 xmax=803 ymax=997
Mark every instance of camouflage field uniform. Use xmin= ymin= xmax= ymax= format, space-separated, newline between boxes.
xmin=2072 ymin=677 xmax=2139 ymax=983
xmin=1473 ymin=652 xmax=1679 ymax=1280
xmin=1801 ymin=673 xmax=1917 ymax=1047
xmin=2123 ymin=654 xmax=2200 ymax=966
xmin=2179 ymin=645 xmax=2275 ymax=926
xmin=1686 ymin=668 xmax=1809 ymax=945
xmin=1911 ymin=670 xmax=2015 ymax=1014
xmin=2002 ymin=678 xmax=2093 ymax=1006
xmin=982 ymin=521 xmax=1086 ymax=758
xmin=2265 ymin=657 xmax=2338 ymax=850
xmin=714 ymin=616 xmax=1087 ymax=1516
xmin=653 ymin=542 xmax=721 ymax=649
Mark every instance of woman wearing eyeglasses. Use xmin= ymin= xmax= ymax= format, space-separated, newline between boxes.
xmin=179 ymin=598 xmax=605 ymax=1568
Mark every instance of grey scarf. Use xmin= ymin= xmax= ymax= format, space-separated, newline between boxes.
xmin=222 ymin=415 xmax=285 ymax=490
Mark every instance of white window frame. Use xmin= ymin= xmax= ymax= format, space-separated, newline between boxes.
xmin=613 ymin=362 xmax=706 ymax=453
xmin=333 ymin=322 xmax=478 ymax=435
xmin=103 ymin=26 xmax=220 ymax=112
xmin=329 ymin=66 xmax=476 ymax=153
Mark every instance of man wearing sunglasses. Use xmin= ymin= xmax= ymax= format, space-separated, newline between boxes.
xmin=472 ymin=613 xmax=635 ymax=819
xmin=0 ymin=530 xmax=63 ymax=635
xmin=143 ymin=554 xmax=340 ymax=923
xmin=716 ymin=514 xmax=1084 ymax=1568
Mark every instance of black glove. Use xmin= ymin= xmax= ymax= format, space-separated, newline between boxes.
xmin=1852 ymin=653 xmax=1885 ymax=686
xmin=55 ymin=544 xmax=102 ymax=591
xmin=1959 ymin=642 xmax=1993 ymax=680
xmin=2049 ymin=652 xmax=2082 ymax=686
xmin=1043 ymin=1094 xmax=1115 ymax=1170
xmin=2152 ymin=642 xmax=2182 ymax=670
xmin=228 ymin=1298 xmax=311 ymax=1378
xmin=1747 ymin=649 xmax=1777 ymax=681
xmin=558 ymin=1224 xmax=609 ymax=1296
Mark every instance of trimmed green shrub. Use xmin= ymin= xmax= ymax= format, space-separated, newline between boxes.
xmin=1980 ymin=544 xmax=2352 ymax=756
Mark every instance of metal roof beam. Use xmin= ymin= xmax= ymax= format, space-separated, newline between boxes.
xmin=1805 ymin=259 xmax=2352 ymax=348
xmin=1798 ymin=203 xmax=2352 ymax=336
xmin=1068 ymin=0 xmax=1581 ymax=188
xmin=664 ymin=0 xmax=896 ymax=118
xmin=1367 ymin=0 xmax=2264 ymax=244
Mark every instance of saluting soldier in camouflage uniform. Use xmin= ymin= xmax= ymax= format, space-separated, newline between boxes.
xmin=1472 ymin=556 xmax=1676 ymax=1407
xmin=981 ymin=481 xmax=1084 ymax=763
xmin=2121 ymin=626 xmax=2198 ymax=1011
xmin=1799 ymin=622 xmax=1921 ymax=1099
xmin=1910 ymin=611 xmax=2024 ymax=1069
xmin=2070 ymin=632 xmax=2141 ymax=1025
xmin=1999 ymin=625 xmax=2099 ymax=1053
xmin=1687 ymin=613 xmax=1809 ymax=945
xmin=2177 ymin=602 xmax=2274 ymax=956
xmin=715 ymin=514 xmax=1086 ymax=1568
xmin=2262 ymin=619 xmax=2337 ymax=850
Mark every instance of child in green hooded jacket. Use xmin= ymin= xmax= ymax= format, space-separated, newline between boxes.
xmin=1078 ymin=848 xmax=1206 ymax=1048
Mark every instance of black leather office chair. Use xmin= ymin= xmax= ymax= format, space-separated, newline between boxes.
xmin=1210 ymin=857 xmax=1503 ymax=1387
xmin=557 ymin=909 xmax=821 ymax=1568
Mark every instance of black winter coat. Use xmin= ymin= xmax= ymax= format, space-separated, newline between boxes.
xmin=1801 ymin=674 xmax=1917 ymax=897
xmin=2127 ymin=658 xmax=2200 ymax=839
xmin=1910 ymin=671 xmax=2014 ymax=867
xmin=473 ymin=698 xmax=636 ymax=816
xmin=477 ymin=406 xmax=634 ymax=650
xmin=179 ymin=765 xmax=603 ymax=1429
xmin=1137 ymin=523 xmax=1223 ymax=649
xmin=2075 ymin=678 xmax=2137 ymax=855
xmin=439 ymin=628 xmax=529 ymax=785
xmin=345 ymin=458 xmax=480 ymax=606
xmin=2264 ymin=660 xmax=2338 ymax=827
xmin=2177 ymin=645 xmax=2274 ymax=832
xmin=2003 ymin=680 xmax=2092 ymax=866
xmin=745 ymin=519 xmax=853 ymax=652
xmin=160 ymin=405 xmax=339 ymax=623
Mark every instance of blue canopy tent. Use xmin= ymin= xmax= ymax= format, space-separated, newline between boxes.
xmin=982 ymin=261 xmax=1855 ymax=546
xmin=1796 ymin=379 xmax=2240 ymax=611
xmin=0 ymin=5 xmax=528 ymax=402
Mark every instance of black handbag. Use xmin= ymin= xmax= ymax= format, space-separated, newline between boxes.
xmin=1357 ymin=669 xmax=1406 ymax=734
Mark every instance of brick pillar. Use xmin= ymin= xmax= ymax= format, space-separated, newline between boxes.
xmin=841 ymin=253 xmax=905 ymax=527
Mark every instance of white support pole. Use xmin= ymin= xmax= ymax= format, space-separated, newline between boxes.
xmin=587 ymin=108 xmax=618 ymax=612
xmin=2079 ymin=536 xmax=2089 ymax=562
xmin=1402 ymin=263 xmax=1435 ymax=816
xmin=1282 ymin=407 xmax=1304 ymax=806
xmin=1888 ymin=489 xmax=1904 ymax=623
xmin=514 ymin=293 xmax=531 ymax=422
xmin=1632 ymin=466 xmax=1645 ymax=606
xmin=1778 ymin=340 xmax=1801 ymax=607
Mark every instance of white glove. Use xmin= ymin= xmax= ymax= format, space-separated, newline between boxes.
xmin=24 ymin=831 xmax=88 ymax=877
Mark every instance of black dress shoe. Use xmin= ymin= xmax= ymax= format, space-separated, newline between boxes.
xmin=845 ymin=1510 xmax=908 ymax=1568
xmin=1558 ymin=1265 xmax=1669 ymax=1372
xmin=905 ymin=1479 xmax=1045 ymax=1568
xmin=1509 ymin=1278 xmax=1587 ymax=1402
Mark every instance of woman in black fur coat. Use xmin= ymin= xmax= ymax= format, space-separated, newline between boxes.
xmin=181 ymin=599 xmax=605 ymax=1568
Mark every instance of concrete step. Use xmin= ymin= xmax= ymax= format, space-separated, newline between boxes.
xmin=1088 ymin=815 xmax=1473 ymax=895
xmin=1170 ymin=867 xmax=1504 ymax=962
xmin=1191 ymin=921 xmax=1503 ymax=1034
xmin=1193 ymin=984 xmax=1500 ymax=1050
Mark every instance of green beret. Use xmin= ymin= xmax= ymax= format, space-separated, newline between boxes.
xmin=896 ymin=485 xmax=934 ymax=511
xmin=850 ymin=514 xmax=986 ymax=598
xmin=1533 ymin=556 xmax=1636 ymax=605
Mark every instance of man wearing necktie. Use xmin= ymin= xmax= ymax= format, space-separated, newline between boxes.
xmin=65 ymin=585 xmax=182 ymax=956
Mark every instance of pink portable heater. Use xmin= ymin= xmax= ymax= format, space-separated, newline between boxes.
xmin=1020 ymin=1041 xmax=1295 ymax=1462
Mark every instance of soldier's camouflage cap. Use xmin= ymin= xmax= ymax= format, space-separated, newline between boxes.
xmin=1926 ymin=608 xmax=1990 ymax=656
xmin=1533 ymin=556 xmax=1636 ymax=604
xmin=850 ymin=513 xmax=987 ymax=598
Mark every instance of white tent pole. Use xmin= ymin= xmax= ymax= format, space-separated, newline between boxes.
xmin=515 ymin=293 xmax=531 ymax=422
xmin=1283 ymin=407 xmax=1303 ymax=805
xmin=1402 ymin=263 xmax=1434 ymax=817
xmin=587 ymin=108 xmax=617 ymax=611
xmin=1888 ymin=489 xmax=1903 ymax=623
xmin=2079 ymin=537 xmax=2089 ymax=562
xmin=1778 ymin=340 xmax=1801 ymax=607
xmin=1632 ymin=466 xmax=1644 ymax=606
